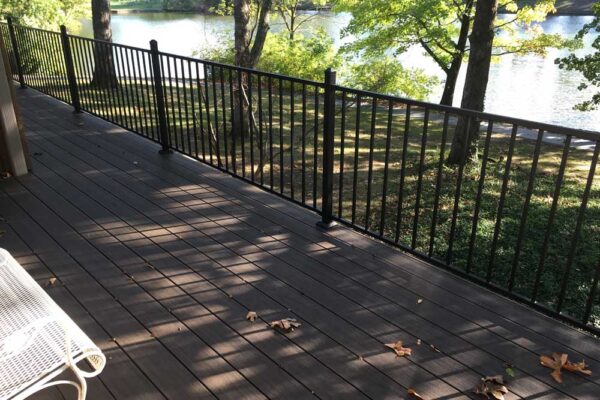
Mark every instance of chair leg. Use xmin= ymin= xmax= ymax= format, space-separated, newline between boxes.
xmin=70 ymin=364 xmax=88 ymax=400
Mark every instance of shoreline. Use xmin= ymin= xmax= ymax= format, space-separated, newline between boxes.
xmin=111 ymin=3 xmax=595 ymax=16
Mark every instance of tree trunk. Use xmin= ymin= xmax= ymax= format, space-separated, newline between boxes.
xmin=439 ymin=0 xmax=473 ymax=106
xmin=232 ymin=0 xmax=272 ymax=143
xmin=233 ymin=0 xmax=272 ymax=69
xmin=91 ymin=0 xmax=118 ymax=88
xmin=447 ymin=0 xmax=498 ymax=165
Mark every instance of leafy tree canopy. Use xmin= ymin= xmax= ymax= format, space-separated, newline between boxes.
xmin=0 ymin=0 xmax=89 ymax=31
xmin=335 ymin=0 xmax=577 ymax=76
xmin=556 ymin=2 xmax=600 ymax=111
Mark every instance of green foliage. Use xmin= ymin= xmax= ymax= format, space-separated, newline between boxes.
xmin=493 ymin=0 xmax=582 ymax=57
xmin=162 ymin=0 xmax=220 ymax=11
xmin=336 ymin=0 xmax=468 ymax=69
xmin=0 ymin=0 xmax=89 ymax=31
xmin=336 ymin=0 xmax=573 ymax=102
xmin=556 ymin=2 xmax=600 ymax=111
xmin=193 ymin=31 xmax=235 ymax=64
xmin=259 ymin=29 xmax=341 ymax=80
xmin=195 ymin=28 xmax=341 ymax=81
xmin=342 ymin=56 xmax=438 ymax=100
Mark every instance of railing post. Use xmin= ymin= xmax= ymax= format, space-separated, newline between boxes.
xmin=6 ymin=17 xmax=25 ymax=88
xmin=149 ymin=39 xmax=171 ymax=154
xmin=59 ymin=25 xmax=81 ymax=113
xmin=317 ymin=68 xmax=337 ymax=229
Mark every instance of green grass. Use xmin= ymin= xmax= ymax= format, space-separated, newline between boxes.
xmin=111 ymin=0 xmax=164 ymax=11
xmin=25 ymin=71 xmax=600 ymax=328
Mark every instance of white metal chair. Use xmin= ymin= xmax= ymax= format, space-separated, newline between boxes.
xmin=0 ymin=248 xmax=106 ymax=400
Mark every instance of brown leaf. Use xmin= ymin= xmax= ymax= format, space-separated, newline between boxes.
xmin=269 ymin=318 xmax=301 ymax=333
xmin=246 ymin=311 xmax=258 ymax=322
xmin=563 ymin=360 xmax=592 ymax=376
xmin=384 ymin=341 xmax=412 ymax=357
xmin=540 ymin=353 xmax=568 ymax=383
xmin=473 ymin=375 xmax=508 ymax=400
xmin=407 ymin=388 xmax=426 ymax=399
xmin=47 ymin=277 xmax=57 ymax=286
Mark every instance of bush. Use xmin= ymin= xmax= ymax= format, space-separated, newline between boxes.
xmin=342 ymin=55 xmax=438 ymax=100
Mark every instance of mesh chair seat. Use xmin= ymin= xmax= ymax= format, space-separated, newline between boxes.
xmin=0 ymin=249 xmax=105 ymax=400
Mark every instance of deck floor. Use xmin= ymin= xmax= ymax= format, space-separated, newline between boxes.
xmin=1 ymin=89 xmax=599 ymax=400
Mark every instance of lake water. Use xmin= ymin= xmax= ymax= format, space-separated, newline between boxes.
xmin=77 ymin=12 xmax=600 ymax=132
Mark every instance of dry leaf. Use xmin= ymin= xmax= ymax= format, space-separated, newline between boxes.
xmin=269 ymin=318 xmax=301 ymax=333
xmin=47 ymin=277 xmax=57 ymax=286
xmin=563 ymin=360 xmax=592 ymax=376
xmin=385 ymin=341 xmax=412 ymax=357
xmin=246 ymin=311 xmax=258 ymax=322
xmin=407 ymin=388 xmax=426 ymax=399
xmin=473 ymin=375 xmax=508 ymax=400
xmin=540 ymin=353 xmax=568 ymax=383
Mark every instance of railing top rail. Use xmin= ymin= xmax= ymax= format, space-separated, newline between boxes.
xmin=67 ymin=34 xmax=152 ymax=54
xmin=1 ymin=21 xmax=59 ymax=36
xmin=156 ymin=49 xmax=326 ymax=87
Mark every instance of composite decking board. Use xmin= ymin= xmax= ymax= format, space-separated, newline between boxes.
xmin=0 ymin=201 xmax=168 ymax=400
xmin=24 ymin=118 xmax=556 ymax=396
xmin=28 ymin=106 xmax=598 ymax=398
xmin=23 ymin=133 xmax=424 ymax=398
xmin=0 ymin=183 xmax=217 ymax=400
xmin=8 ymin=163 xmax=297 ymax=400
xmin=24 ymin=123 xmax=524 ymax=398
xmin=18 ymin=141 xmax=372 ymax=399
xmin=2 ymin=89 xmax=597 ymax=398
xmin=75 ymin=117 xmax=600 ymax=369
xmin=35 ymin=106 xmax=587 ymax=391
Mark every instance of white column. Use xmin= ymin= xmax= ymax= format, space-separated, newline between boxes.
xmin=0 ymin=44 xmax=27 ymax=176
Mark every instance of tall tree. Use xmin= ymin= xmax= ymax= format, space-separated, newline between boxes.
xmin=91 ymin=0 xmax=118 ymax=88
xmin=337 ymin=0 xmax=473 ymax=106
xmin=556 ymin=2 xmax=600 ymax=111
xmin=274 ymin=0 xmax=327 ymax=41
xmin=337 ymin=0 xmax=571 ymax=107
xmin=447 ymin=0 xmax=566 ymax=164
xmin=233 ymin=0 xmax=273 ymax=68
xmin=447 ymin=0 xmax=498 ymax=164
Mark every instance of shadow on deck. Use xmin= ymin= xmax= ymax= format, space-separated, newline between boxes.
xmin=1 ymin=88 xmax=599 ymax=400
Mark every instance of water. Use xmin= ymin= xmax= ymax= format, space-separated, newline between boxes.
xmin=77 ymin=12 xmax=600 ymax=131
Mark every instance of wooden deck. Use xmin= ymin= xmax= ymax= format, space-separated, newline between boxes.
xmin=1 ymin=88 xmax=599 ymax=400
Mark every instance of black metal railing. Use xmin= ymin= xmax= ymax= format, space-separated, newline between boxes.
xmin=2 ymin=19 xmax=599 ymax=334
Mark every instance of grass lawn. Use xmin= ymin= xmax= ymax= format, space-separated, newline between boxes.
xmin=111 ymin=0 xmax=164 ymax=11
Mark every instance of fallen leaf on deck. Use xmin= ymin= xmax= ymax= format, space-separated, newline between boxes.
xmin=503 ymin=363 xmax=515 ymax=378
xmin=269 ymin=318 xmax=301 ymax=333
xmin=417 ymin=298 xmax=423 ymax=304
xmin=473 ymin=375 xmax=508 ymax=400
xmin=385 ymin=341 xmax=412 ymax=357
xmin=47 ymin=277 xmax=57 ymax=286
xmin=246 ymin=311 xmax=258 ymax=322
xmin=563 ymin=360 xmax=592 ymax=376
xmin=540 ymin=353 xmax=568 ymax=383
xmin=407 ymin=388 xmax=426 ymax=399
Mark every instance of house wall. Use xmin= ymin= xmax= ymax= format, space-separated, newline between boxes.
xmin=0 ymin=32 xmax=28 ymax=177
